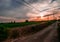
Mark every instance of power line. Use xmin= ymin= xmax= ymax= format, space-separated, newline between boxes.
xmin=22 ymin=0 xmax=41 ymax=12
xmin=22 ymin=0 xmax=51 ymax=12
xmin=16 ymin=0 xmax=40 ymax=14
xmin=16 ymin=0 xmax=58 ymax=13
xmin=50 ymin=0 xmax=56 ymax=4
xmin=22 ymin=0 xmax=58 ymax=12
xmin=16 ymin=0 xmax=43 ymax=12
xmin=43 ymin=11 xmax=58 ymax=17
xmin=16 ymin=1 xmax=38 ymax=14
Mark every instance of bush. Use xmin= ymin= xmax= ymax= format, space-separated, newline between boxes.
xmin=25 ymin=20 xmax=29 ymax=22
xmin=10 ymin=30 xmax=20 ymax=39
xmin=0 ymin=29 xmax=8 ymax=42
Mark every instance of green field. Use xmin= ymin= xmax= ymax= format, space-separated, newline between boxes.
xmin=0 ymin=21 xmax=43 ymax=28
xmin=0 ymin=20 xmax=56 ymax=28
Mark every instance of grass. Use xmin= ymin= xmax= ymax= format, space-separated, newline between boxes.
xmin=0 ymin=21 xmax=42 ymax=29
xmin=0 ymin=20 xmax=56 ymax=42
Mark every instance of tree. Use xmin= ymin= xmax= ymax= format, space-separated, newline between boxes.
xmin=14 ymin=21 xmax=15 ymax=23
xmin=25 ymin=20 xmax=29 ymax=22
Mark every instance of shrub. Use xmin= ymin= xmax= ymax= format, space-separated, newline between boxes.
xmin=10 ymin=30 xmax=20 ymax=39
xmin=0 ymin=28 xmax=8 ymax=42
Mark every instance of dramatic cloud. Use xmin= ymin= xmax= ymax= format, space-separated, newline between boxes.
xmin=0 ymin=0 xmax=60 ymax=22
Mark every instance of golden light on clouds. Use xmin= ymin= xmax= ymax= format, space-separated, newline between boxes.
xmin=0 ymin=0 xmax=60 ymax=22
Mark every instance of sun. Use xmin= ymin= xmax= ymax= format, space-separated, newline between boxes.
xmin=38 ymin=12 xmax=47 ymax=19
xmin=40 ymin=14 xmax=44 ymax=17
xmin=39 ymin=14 xmax=44 ymax=19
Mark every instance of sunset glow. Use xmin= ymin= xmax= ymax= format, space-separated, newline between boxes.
xmin=0 ymin=0 xmax=60 ymax=22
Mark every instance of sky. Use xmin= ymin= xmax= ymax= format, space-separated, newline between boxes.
xmin=0 ymin=0 xmax=60 ymax=22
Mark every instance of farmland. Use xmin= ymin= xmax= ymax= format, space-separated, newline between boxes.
xmin=0 ymin=20 xmax=56 ymax=28
xmin=0 ymin=20 xmax=56 ymax=42
xmin=0 ymin=21 xmax=43 ymax=28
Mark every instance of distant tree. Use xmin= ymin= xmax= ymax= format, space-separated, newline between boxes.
xmin=14 ymin=21 xmax=15 ymax=23
xmin=25 ymin=20 xmax=29 ymax=22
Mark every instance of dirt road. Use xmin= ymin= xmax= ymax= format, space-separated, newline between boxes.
xmin=10 ymin=22 xmax=58 ymax=42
